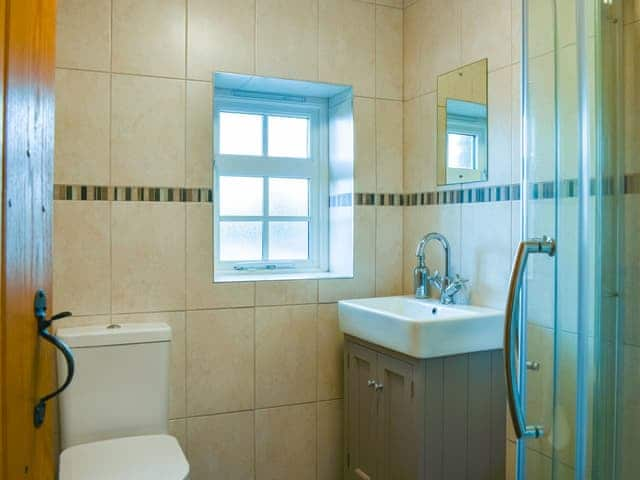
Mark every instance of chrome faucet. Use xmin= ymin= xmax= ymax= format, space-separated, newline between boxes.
xmin=414 ymin=232 xmax=467 ymax=304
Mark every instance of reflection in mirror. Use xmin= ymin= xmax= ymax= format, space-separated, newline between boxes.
xmin=437 ymin=59 xmax=488 ymax=185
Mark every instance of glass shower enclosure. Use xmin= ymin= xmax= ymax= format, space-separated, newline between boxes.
xmin=509 ymin=0 xmax=638 ymax=478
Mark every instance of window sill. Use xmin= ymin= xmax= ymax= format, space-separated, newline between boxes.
xmin=214 ymin=271 xmax=353 ymax=283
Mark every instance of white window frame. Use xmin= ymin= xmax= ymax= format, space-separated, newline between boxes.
xmin=445 ymin=113 xmax=488 ymax=182
xmin=213 ymin=90 xmax=329 ymax=277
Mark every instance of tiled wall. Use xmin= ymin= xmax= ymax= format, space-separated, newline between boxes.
xmin=53 ymin=1 xmax=403 ymax=479
xmin=401 ymin=0 xmax=519 ymax=476
xmin=620 ymin=1 xmax=640 ymax=478
xmin=402 ymin=0 xmax=520 ymax=307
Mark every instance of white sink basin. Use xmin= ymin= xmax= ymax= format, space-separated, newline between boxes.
xmin=338 ymin=295 xmax=504 ymax=359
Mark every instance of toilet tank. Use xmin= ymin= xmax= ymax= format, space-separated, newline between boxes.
xmin=57 ymin=323 xmax=172 ymax=450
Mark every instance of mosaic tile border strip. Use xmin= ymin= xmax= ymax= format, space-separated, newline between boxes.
xmin=54 ymin=185 xmax=213 ymax=202
xmin=53 ymin=174 xmax=640 ymax=206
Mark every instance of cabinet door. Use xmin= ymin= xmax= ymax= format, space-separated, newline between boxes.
xmin=346 ymin=342 xmax=378 ymax=480
xmin=377 ymin=353 xmax=417 ymax=480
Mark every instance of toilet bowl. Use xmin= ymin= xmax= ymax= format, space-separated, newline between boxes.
xmin=56 ymin=323 xmax=190 ymax=479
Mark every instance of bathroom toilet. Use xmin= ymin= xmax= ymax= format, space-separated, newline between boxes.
xmin=56 ymin=323 xmax=189 ymax=479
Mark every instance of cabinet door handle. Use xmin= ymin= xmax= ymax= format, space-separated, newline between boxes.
xmin=367 ymin=379 xmax=376 ymax=388
xmin=375 ymin=383 xmax=384 ymax=391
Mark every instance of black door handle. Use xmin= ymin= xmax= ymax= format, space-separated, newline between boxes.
xmin=33 ymin=289 xmax=75 ymax=428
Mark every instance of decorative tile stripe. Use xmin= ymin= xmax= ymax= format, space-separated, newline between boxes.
xmin=55 ymin=174 xmax=640 ymax=206
xmin=54 ymin=185 xmax=213 ymax=203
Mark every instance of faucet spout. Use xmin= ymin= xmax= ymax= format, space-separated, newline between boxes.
xmin=415 ymin=232 xmax=451 ymax=280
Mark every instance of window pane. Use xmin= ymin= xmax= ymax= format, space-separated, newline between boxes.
xmin=219 ymin=112 xmax=263 ymax=156
xmin=447 ymin=133 xmax=475 ymax=169
xmin=268 ymin=116 xmax=309 ymax=158
xmin=219 ymin=222 xmax=262 ymax=261
xmin=268 ymin=178 xmax=309 ymax=216
xmin=219 ymin=176 xmax=263 ymax=216
xmin=268 ymin=222 xmax=309 ymax=260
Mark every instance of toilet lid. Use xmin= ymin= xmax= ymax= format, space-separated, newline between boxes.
xmin=59 ymin=434 xmax=189 ymax=480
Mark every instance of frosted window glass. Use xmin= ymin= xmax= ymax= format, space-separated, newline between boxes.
xmin=447 ymin=133 xmax=475 ymax=169
xmin=219 ymin=112 xmax=263 ymax=155
xmin=268 ymin=222 xmax=309 ymax=260
xmin=268 ymin=116 xmax=309 ymax=158
xmin=219 ymin=176 xmax=263 ymax=216
xmin=268 ymin=178 xmax=309 ymax=216
xmin=219 ymin=222 xmax=262 ymax=261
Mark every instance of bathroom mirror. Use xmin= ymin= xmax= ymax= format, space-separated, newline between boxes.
xmin=436 ymin=59 xmax=488 ymax=185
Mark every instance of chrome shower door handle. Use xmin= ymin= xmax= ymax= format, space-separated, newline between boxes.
xmin=504 ymin=236 xmax=555 ymax=440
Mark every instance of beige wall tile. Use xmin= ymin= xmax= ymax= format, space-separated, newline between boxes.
xmin=319 ymin=207 xmax=376 ymax=302
xmin=525 ymin=448 xmax=552 ymax=478
xmin=402 ymin=0 xmax=420 ymax=100
xmin=506 ymin=440 xmax=516 ymax=480
xmin=460 ymin=0 xmax=511 ymax=71
xmin=112 ymin=311 xmax=187 ymax=419
xmin=527 ymin=0 xmax=555 ymax=59
xmin=375 ymin=6 xmax=403 ymax=100
xmin=56 ymin=0 xmax=111 ymax=70
xmin=511 ymin=0 xmax=521 ymax=63
xmin=376 ymin=99 xmax=403 ymax=192
xmin=53 ymin=201 xmax=110 ymax=315
xmin=525 ymin=324 xmax=554 ymax=458
xmin=318 ymin=304 xmax=344 ymax=400
xmin=625 ymin=0 xmax=640 ymax=23
xmin=319 ymin=0 xmax=376 ymax=96
xmin=169 ymin=419 xmax=187 ymax=453
xmin=511 ymin=63 xmax=522 ymax=184
xmin=186 ymin=204 xmax=255 ymax=309
xmin=377 ymin=0 xmax=403 ymax=7
xmin=625 ymin=22 xmax=640 ymax=174
xmin=111 ymin=74 xmax=185 ymax=187
xmin=111 ymin=202 xmax=186 ymax=313
xmin=460 ymin=202 xmax=511 ymax=309
xmin=403 ymin=93 xmax=436 ymax=193
xmin=256 ymin=0 xmax=319 ymax=80
xmin=354 ymin=97 xmax=376 ymax=193
xmin=403 ymin=0 xmax=460 ymax=98
xmin=187 ymin=411 xmax=254 ymax=479
xmin=255 ymin=305 xmax=317 ymax=408
xmin=187 ymin=0 xmax=255 ymax=81
xmin=255 ymin=404 xmax=317 ymax=480
xmin=624 ymin=195 xmax=640 ymax=346
xmin=186 ymin=81 xmax=213 ymax=188
xmin=54 ymin=314 xmax=111 ymax=330
xmin=186 ymin=308 xmax=254 ymax=416
xmin=112 ymin=0 xmax=186 ymax=78
xmin=620 ymin=344 xmax=640 ymax=478
xmin=375 ymin=206 xmax=403 ymax=296
xmin=55 ymin=69 xmax=110 ymax=185
xmin=255 ymin=280 xmax=318 ymax=306
xmin=318 ymin=400 xmax=343 ymax=480
xmin=487 ymin=67 xmax=513 ymax=186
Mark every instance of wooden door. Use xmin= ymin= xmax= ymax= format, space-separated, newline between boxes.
xmin=346 ymin=342 xmax=378 ymax=480
xmin=377 ymin=353 xmax=417 ymax=480
xmin=0 ymin=0 xmax=58 ymax=478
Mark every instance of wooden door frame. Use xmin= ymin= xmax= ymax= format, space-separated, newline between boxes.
xmin=0 ymin=0 xmax=57 ymax=478
xmin=0 ymin=0 xmax=6 ymax=475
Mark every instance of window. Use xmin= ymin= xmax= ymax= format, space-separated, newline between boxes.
xmin=214 ymin=90 xmax=329 ymax=276
xmin=447 ymin=133 xmax=476 ymax=169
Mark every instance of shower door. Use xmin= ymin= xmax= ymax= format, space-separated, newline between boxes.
xmin=510 ymin=0 xmax=634 ymax=478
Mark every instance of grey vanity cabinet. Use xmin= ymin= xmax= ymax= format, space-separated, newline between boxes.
xmin=344 ymin=335 xmax=505 ymax=480
xmin=346 ymin=342 xmax=379 ymax=479
xmin=345 ymin=339 xmax=423 ymax=480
